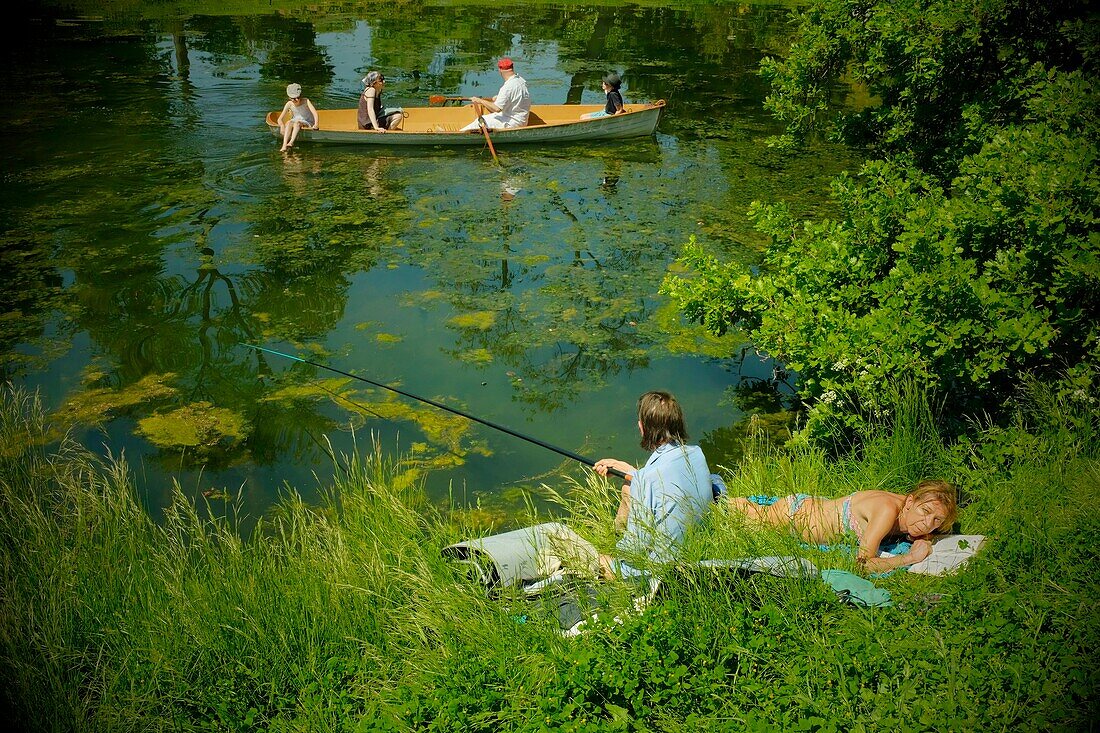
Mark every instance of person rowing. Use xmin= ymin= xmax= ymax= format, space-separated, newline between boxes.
xmin=460 ymin=57 xmax=531 ymax=131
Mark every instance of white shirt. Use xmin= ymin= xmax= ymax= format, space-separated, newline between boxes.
xmin=493 ymin=74 xmax=530 ymax=127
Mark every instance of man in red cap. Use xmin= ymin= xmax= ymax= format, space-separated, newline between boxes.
xmin=462 ymin=57 xmax=531 ymax=131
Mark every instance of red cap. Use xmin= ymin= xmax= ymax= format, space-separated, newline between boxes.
xmin=497 ymin=58 xmax=514 ymax=70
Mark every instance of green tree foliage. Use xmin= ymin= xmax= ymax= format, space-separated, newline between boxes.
xmin=760 ymin=0 xmax=1096 ymax=179
xmin=664 ymin=0 xmax=1099 ymax=439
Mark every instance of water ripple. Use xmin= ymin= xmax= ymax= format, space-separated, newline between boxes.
xmin=204 ymin=150 xmax=288 ymax=201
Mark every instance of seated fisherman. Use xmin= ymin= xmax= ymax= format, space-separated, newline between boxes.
xmin=728 ymin=479 xmax=958 ymax=573
xmin=592 ymin=391 xmax=715 ymax=579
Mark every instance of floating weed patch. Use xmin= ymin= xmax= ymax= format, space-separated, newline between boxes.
xmin=651 ymin=298 xmax=735 ymax=358
xmin=346 ymin=389 xmax=492 ymax=460
xmin=260 ymin=377 xmax=355 ymax=405
xmin=445 ymin=504 xmax=509 ymax=533
xmin=447 ymin=310 xmax=497 ymax=330
xmin=136 ymin=401 xmax=249 ymax=454
xmin=375 ymin=332 xmax=404 ymax=344
xmin=400 ymin=444 xmax=475 ymax=475
xmin=17 ymin=160 xmax=100 ymax=185
xmin=329 ymin=213 xmax=369 ymax=226
xmin=51 ymin=372 xmax=178 ymax=429
xmin=409 ymin=289 xmax=447 ymax=304
xmin=453 ymin=347 xmax=493 ymax=365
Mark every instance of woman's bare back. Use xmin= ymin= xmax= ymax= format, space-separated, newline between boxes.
xmin=730 ymin=490 xmax=907 ymax=544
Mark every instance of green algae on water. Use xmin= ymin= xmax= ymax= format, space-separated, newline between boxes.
xmin=651 ymin=299 xmax=735 ymax=358
xmin=53 ymin=373 xmax=179 ymax=429
xmin=447 ymin=311 xmax=497 ymax=331
xmin=136 ymin=401 xmax=250 ymax=454
xmin=375 ymin=333 xmax=404 ymax=344
xmin=453 ymin=347 xmax=493 ymax=365
xmin=260 ymin=378 xmax=356 ymax=405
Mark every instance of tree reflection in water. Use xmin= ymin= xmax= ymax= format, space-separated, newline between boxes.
xmin=5 ymin=1 xmax=854 ymax=510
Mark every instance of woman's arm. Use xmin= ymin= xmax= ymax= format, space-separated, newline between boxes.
xmin=594 ymin=458 xmax=636 ymax=532
xmin=593 ymin=459 xmax=635 ymax=481
xmin=305 ymin=99 xmax=319 ymax=129
xmin=614 ymin=483 xmax=631 ymax=533
xmin=858 ymin=539 xmax=933 ymax=573
xmin=856 ymin=495 xmax=934 ymax=571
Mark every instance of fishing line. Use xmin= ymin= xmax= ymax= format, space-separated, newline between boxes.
xmin=295 ymin=373 xmax=470 ymax=473
xmin=246 ymin=353 xmax=468 ymax=476
xmin=245 ymin=343 xmax=630 ymax=480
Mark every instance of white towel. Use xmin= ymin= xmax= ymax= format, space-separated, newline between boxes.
xmin=906 ymin=534 xmax=986 ymax=575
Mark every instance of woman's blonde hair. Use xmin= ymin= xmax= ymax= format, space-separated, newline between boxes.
xmin=908 ymin=479 xmax=958 ymax=531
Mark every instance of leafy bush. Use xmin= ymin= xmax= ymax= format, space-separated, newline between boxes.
xmin=664 ymin=0 xmax=1099 ymax=441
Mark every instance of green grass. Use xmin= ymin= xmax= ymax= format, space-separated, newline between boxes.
xmin=1 ymin=382 xmax=1097 ymax=731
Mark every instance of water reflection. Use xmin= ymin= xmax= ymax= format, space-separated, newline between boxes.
xmin=279 ymin=151 xmax=324 ymax=194
xmin=6 ymin=1 xmax=859 ymax=515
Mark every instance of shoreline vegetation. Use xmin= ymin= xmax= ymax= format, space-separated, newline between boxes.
xmin=2 ymin=382 xmax=1097 ymax=730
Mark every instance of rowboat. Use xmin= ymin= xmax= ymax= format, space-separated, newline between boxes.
xmin=264 ymin=101 xmax=665 ymax=146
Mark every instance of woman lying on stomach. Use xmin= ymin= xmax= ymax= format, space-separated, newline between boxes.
xmin=728 ymin=479 xmax=957 ymax=572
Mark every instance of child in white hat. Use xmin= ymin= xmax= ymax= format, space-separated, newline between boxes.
xmin=277 ymin=83 xmax=319 ymax=151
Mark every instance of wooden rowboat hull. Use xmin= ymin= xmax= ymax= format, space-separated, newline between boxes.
xmin=265 ymin=101 xmax=664 ymax=146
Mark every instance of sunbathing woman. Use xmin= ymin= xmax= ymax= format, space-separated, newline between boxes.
xmin=728 ymin=479 xmax=957 ymax=573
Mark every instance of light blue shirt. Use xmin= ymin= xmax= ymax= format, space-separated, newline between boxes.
xmin=615 ymin=442 xmax=712 ymax=576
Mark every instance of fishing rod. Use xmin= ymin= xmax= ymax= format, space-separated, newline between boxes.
xmin=246 ymin=344 xmax=631 ymax=480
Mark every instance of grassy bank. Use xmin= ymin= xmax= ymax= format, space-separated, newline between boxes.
xmin=1 ymin=384 xmax=1097 ymax=731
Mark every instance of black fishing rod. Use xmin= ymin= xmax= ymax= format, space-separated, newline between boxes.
xmin=247 ymin=344 xmax=631 ymax=480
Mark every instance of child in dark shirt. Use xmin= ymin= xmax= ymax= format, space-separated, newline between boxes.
xmin=581 ymin=73 xmax=625 ymax=119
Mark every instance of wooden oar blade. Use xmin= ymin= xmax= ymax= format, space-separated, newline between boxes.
xmin=429 ymin=94 xmax=470 ymax=106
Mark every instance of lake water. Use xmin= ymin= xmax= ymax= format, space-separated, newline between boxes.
xmin=3 ymin=1 xmax=857 ymax=522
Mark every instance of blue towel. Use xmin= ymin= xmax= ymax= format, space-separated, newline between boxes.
xmin=820 ymin=569 xmax=893 ymax=607
xmin=805 ymin=538 xmax=912 ymax=577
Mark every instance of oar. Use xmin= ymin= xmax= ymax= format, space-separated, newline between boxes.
xmin=428 ymin=95 xmax=468 ymax=105
xmin=246 ymin=344 xmax=631 ymax=480
xmin=472 ymin=101 xmax=502 ymax=166
xmin=426 ymin=95 xmax=502 ymax=165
